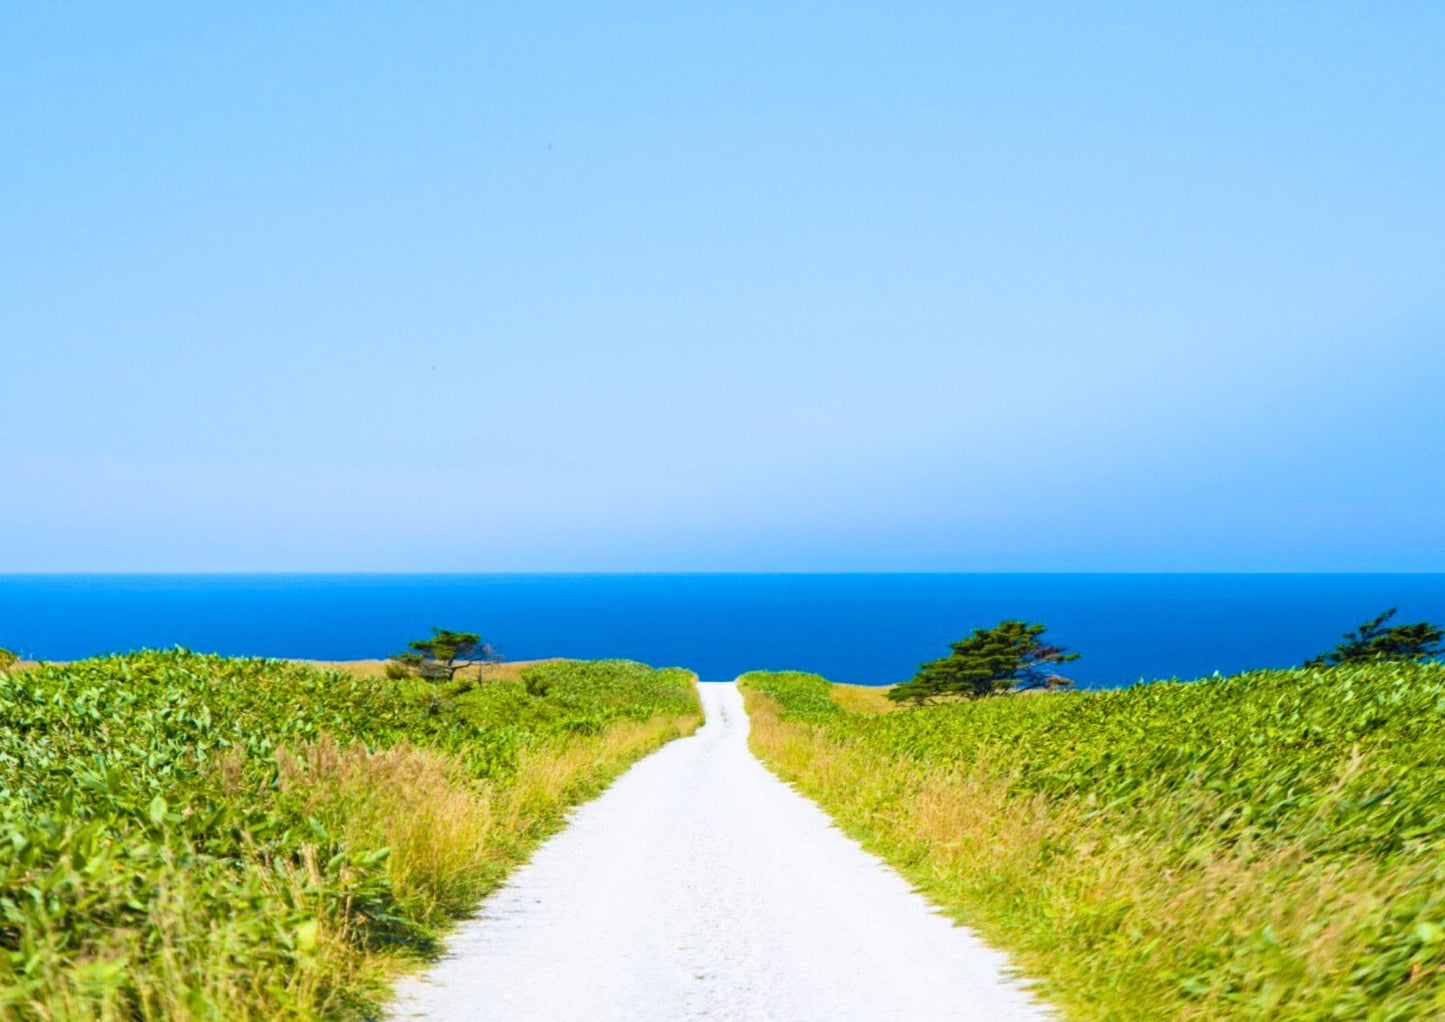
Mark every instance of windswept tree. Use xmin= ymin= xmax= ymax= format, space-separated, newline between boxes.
xmin=889 ymin=620 xmax=1079 ymax=704
xmin=1306 ymin=608 xmax=1443 ymax=668
xmin=0 ymin=647 xmax=16 ymax=673
xmin=389 ymin=628 xmax=502 ymax=683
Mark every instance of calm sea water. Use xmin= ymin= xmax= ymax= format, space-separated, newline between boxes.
xmin=2 ymin=574 xmax=1443 ymax=687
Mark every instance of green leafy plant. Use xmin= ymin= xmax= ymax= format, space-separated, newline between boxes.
xmin=0 ymin=651 xmax=698 ymax=1020
xmin=742 ymin=659 xmax=1445 ymax=1020
xmin=889 ymin=619 xmax=1079 ymax=704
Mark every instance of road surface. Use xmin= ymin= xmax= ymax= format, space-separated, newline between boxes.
xmin=388 ymin=680 xmax=1050 ymax=1021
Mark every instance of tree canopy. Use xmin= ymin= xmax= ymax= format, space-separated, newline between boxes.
xmin=889 ymin=619 xmax=1079 ymax=704
xmin=1306 ymin=608 xmax=1443 ymax=668
xmin=389 ymin=628 xmax=502 ymax=683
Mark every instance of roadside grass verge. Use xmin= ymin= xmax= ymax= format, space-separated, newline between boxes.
xmin=0 ymin=653 xmax=699 ymax=1020
xmin=740 ymin=664 xmax=1445 ymax=1020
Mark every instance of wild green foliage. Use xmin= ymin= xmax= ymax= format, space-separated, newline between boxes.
xmin=0 ymin=651 xmax=697 ymax=1020
xmin=888 ymin=619 xmax=1078 ymax=703
xmin=1306 ymin=607 xmax=1443 ymax=668
xmin=0 ymin=647 xmax=16 ymax=673
xmin=743 ymin=661 xmax=1445 ymax=1019
xmin=390 ymin=627 xmax=501 ymax=682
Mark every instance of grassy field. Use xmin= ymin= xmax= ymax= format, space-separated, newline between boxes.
xmin=741 ymin=663 xmax=1445 ymax=1020
xmin=0 ymin=652 xmax=700 ymax=1020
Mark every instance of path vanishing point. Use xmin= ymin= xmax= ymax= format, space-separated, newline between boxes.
xmin=388 ymin=680 xmax=1051 ymax=1021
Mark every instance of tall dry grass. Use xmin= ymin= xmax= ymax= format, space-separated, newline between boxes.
xmin=827 ymin=683 xmax=897 ymax=714
xmin=276 ymin=738 xmax=500 ymax=926
xmin=269 ymin=714 xmax=700 ymax=1002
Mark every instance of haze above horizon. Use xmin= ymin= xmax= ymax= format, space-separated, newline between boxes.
xmin=4 ymin=3 xmax=1442 ymax=572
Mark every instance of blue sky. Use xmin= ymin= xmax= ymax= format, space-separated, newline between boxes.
xmin=3 ymin=2 xmax=1442 ymax=571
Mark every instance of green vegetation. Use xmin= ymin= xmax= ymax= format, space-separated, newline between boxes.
xmin=890 ymin=619 xmax=1079 ymax=704
xmin=389 ymin=627 xmax=502 ymax=682
xmin=1306 ymin=607 xmax=1444 ymax=668
xmin=0 ymin=651 xmax=699 ymax=1020
xmin=742 ymin=661 xmax=1445 ymax=1019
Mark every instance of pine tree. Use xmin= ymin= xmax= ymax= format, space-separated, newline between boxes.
xmin=1305 ymin=608 xmax=1443 ymax=668
xmin=389 ymin=628 xmax=502 ymax=683
xmin=889 ymin=620 xmax=1079 ymax=704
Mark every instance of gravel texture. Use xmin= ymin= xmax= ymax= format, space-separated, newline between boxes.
xmin=387 ymin=680 xmax=1051 ymax=1021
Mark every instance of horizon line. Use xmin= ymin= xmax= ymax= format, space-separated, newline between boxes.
xmin=4 ymin=570 xmax=1445 ymax=578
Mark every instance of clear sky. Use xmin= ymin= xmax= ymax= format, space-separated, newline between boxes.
xmin=3 ymin=2 xmax=1442 ymax=572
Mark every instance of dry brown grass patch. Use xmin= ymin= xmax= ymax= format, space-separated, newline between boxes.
xmin=828 ymin=683 xmax=898 ymax=714
xmin=301 ymin=658 xmax=563 ymax=683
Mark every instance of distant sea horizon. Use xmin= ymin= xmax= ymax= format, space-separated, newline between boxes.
xmin=2 ymin=573 xmax=1443 ymax=687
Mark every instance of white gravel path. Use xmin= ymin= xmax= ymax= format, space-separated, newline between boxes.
xmin=387 ymin=680 xmax=1052 ymax=1021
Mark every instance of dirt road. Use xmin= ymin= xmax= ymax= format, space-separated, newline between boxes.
xmin=388 ymin=681 xmax=1049 ymax=1021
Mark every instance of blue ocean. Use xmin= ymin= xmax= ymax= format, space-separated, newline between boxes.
xmin=2 ymin=574 xmax=1443 ymax=687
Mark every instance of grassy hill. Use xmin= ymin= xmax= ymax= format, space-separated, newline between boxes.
xmin=0 ymin=652 xmax=700 ymax=1020
xmin=741 ymin=662 xmax=1445 ymax=1020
